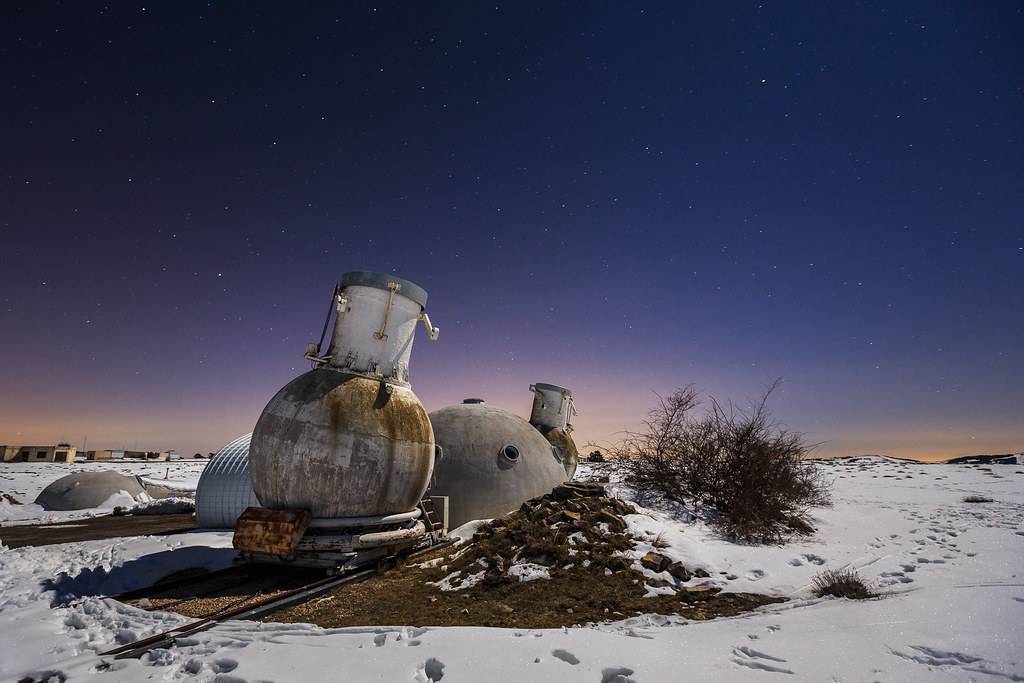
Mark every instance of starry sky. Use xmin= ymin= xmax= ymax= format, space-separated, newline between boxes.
xmin=1 ymin=2 xmax=1021 ymax=460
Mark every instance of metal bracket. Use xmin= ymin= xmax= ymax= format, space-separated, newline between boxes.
xmin=419 ymin=312 xmax=440 ymax=341
xmin=374 ymin=281 xmax=401 ymax=342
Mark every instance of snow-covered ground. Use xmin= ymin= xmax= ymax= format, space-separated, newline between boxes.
xmin=0 ymin=460 xmax=206 ymax=526
xmin=1 ymin=457 xmax=1021 ymax=682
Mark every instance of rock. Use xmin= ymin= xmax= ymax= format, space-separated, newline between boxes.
xmin=611 ymin=499 xmax=636 ymax=516
xmin=545 ymin=511 xmax=566 ymax=525
xmin=693 ymin=568 xmax=711 ymax=578
xmin=606 ymin=557 xmax=629 ymax=572
xmin=597 ymin=510 xmax=626 ymax=533
xmin=551 ymin=482 xmax=605 ymax=500
xmin=496 ymin=603 xmax=515 ymax=614
xmin=678 ymin=585 xmax=721 ymax=603
xmin=667 ymin=563 xmax=691 ymax=581
xmin=640 ymin=552 xmax=672 ymax=573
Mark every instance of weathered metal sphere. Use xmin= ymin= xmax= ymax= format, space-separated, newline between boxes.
xmin=249 ymin=369 xmax=434 ymax=518
xmin=428 ymin=400 xmax=568 ymax=528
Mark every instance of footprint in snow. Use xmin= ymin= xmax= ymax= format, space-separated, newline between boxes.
xmin=879 ymin=571 xmax=913 ymax=585
xmin=890 ymin=644 xmax=988 ymax=672
xmin=211 ymin=658 xmax=238 ymax=674
xmin=798 ymin=554 xmax=826 ymax=566
xmin=731 ymin=646 xmax=794 ymax=674
xmin=601 ymin=667 xmax=637 ymax=683
xmin=182 ymin=659 xmax=203 ymax=675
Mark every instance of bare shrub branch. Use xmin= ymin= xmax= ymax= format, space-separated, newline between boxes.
xmin=609 ymin=381 xmax=831 ymax=544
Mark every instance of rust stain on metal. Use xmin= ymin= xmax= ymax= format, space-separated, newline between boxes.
xmin=233 ymin=507 xmax=311 ymax=557
xmin=250 ymin=370 xmax=436 ymax=518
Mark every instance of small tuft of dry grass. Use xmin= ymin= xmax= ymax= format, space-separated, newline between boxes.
xmin=962 ymin=495 xmax=994 ymax=503
xmin=812 ymin=568 xmax=875 ymax=600
xmin=651 ymin=532 xmax=671 ymax=549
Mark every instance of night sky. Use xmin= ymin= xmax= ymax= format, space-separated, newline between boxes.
xmin=2 ymin=2 xmax=1021 ymax=459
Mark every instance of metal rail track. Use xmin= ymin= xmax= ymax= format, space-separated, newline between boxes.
xmin=100 ymin=539 xmax=454 ymax=660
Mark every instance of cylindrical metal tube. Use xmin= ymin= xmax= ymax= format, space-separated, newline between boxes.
xmin=326 ymin=271 xmax=430 ymax=385
xmin=529 ymin=382 xmax=573 ymax=431
xmin=307 ymin=508 xmax=422 ymax=528
xmin=355 ymin=521 xmax=427 ymax=548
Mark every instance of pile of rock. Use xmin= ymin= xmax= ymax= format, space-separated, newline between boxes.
xmin=434 ymin=481 xmax=716 ymax=601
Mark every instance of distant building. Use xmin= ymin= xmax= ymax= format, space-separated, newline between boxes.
xmin=53 ymin=444 xmax=77 ymax=462
xmin=2 ymin=444 xmax=78 ymax=463
xmin=2 ymin=445 xmax=174 ymax=463
xmin=122 ymin=450 xmax=170 ymax=461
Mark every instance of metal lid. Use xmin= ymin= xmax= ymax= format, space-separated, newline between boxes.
xmin=531 ymin=382 xmax=572 ymax=396
xmin=339 ymin=271 xmax=429 ymax=309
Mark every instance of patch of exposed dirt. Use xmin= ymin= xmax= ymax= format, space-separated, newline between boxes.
xmin=139 ymin=566 xmax=323 ymax=618
xmin=265 ymin=482 xmax=782 ymax=628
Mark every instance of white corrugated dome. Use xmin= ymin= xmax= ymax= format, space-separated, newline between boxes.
xmin=194 ymin=433 xmax=259 ymax=528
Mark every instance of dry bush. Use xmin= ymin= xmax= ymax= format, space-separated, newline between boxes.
xmin=610 ymin=381 xmax=831 ymax=544
xmin=962 ymin=495 xmax=994 ymax=503
xmin=812 ymin=567 xmax=875 ymax=599
xmin=650 ymin=532 xmax=671 ymax=549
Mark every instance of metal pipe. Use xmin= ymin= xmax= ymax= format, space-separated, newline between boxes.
xmin=307 ymin=508 xmax=422 ymax=528
xmin=355 ymin=521 xmax=426 ymax=548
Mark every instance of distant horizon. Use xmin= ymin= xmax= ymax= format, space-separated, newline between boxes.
xmin=1 ymin=421 xmax=1019 ymax=465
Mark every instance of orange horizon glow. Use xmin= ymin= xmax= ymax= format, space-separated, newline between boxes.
xmin=2 ymin=385 xmax=1018 ymax=463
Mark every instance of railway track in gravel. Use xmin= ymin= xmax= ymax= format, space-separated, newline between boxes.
xmin=99 ymin=539 xmax=455 ymax=660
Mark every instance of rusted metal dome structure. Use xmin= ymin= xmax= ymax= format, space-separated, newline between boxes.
xmin=249 ymin=271 xmax=439 ymax=520
xmin=234 ymin=271 xmax=446 ymax=569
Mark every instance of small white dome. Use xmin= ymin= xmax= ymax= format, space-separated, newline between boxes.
xmin=194 ymin=433 xmax=259 ymax=528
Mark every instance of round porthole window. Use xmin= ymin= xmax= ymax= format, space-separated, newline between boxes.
xmin=500 ymin=444 xmax=520 ymax=462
